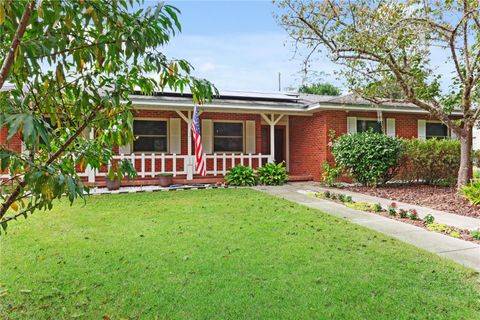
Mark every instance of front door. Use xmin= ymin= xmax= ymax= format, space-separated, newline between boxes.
xmin=274 ymin=127 xmax=285 ymax=164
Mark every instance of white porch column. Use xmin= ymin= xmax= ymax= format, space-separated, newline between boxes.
xmin=176 ymin=110 xmax=194 ymax=180
xmin=260 ymin=113 xmax=284 ymax=163
xmin=86 ymin=128 xmax=96 ymax=183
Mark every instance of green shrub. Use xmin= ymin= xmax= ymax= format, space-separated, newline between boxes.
xmin=332 ymin=131 xmax=403 ymax=186
xmin=225 ymin=164 xmax=257 ymax=186
xmin=460 ymin=181 xmax=480 ymax=206
xmin=397 ymin=139 xmax=460 ymax=186
xmin=423 ymin=214 xmax=435 ymax=225
xmin=320 ymin=161 xmax=341 ymax=186
xmin=257 ymin=162 xmax=288 ymax=186
xmin=471 ymin=230 xmax=480 ymax=240
xmin=345 ymin=202 xmax=378 ymax=212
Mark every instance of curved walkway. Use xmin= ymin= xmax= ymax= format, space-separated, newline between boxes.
xmin=255 ymin=183 xmax=480 ymax=272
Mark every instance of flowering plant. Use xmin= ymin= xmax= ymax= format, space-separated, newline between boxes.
xmin=409 ymin=209 xmax=419 ymax=220
xmin=399 ymin=209 xmax=408 ymax=219
xmin=387 ymin=202 xmax=397 ymax=216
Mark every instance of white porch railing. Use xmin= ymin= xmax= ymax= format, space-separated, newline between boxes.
xmin=78 ymin=153 xmax=273 ymax=183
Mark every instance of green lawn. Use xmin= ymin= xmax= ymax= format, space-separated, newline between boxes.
xmin=1 ymin=189 xmax=479 ymax=319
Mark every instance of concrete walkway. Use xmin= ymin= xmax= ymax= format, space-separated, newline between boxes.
xmin=293 ymin=182 xmax=480 ymax=231
xmin=255 ymin=183 xmax=480 ymax=272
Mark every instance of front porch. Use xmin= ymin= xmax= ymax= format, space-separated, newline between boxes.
xmin=78 ymin=110 xmax=312 ymax=186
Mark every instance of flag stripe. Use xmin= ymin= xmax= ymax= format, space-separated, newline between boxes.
xmin=191 ymin=105 xmax=206 ymax=176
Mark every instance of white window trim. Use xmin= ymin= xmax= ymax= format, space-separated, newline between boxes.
xmin=213 ymin=120 xmax=245 ymax=153
xmin=132 ymin=118 xmax=169 ymax=153
xmin=425 ymin=120 xmax=450 ymax=139
xmin=355 ymin=117 xmax=385 ymax=133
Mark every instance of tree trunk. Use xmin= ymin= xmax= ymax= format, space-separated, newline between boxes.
xmin=457 ymin=125 xmax=473 ymax=189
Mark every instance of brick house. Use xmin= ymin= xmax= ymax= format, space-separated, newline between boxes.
xmin=1 ymin=90 xmax=461 ymax=186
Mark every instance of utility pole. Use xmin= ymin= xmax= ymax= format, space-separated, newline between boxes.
xmin=278 ymin=72 xmax=281 ymax=91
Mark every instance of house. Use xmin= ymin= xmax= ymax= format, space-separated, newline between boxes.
xmin=1 ymin=90 xmax=461 ymax=186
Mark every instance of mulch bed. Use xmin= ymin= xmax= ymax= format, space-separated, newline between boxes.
xmin=341 ymin=184 xmax=480 ymax=218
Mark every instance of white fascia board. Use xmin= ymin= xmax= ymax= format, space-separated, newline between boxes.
xmin=129 ymin=99 xmax=313 ymax=116
xmin=306 ymin=103 xmax=464 ymax=116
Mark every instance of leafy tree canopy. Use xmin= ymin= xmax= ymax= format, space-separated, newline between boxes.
xmin=298 ymin=82 xmax=341 ymax=96
xmin=0 ymin=0 xmax=216 ymax=229
xmin=276 ymin=0 xmax=480 ymax=187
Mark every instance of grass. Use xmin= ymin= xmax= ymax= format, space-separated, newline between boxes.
xmin=1 ymin=188 xmax=479 ymax=319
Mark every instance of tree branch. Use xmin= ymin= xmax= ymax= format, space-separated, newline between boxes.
xmin=0 ymin=0 xmax=36 ymax=90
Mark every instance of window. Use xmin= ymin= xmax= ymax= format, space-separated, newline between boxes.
xmin=214 ymin=122 xmax=243 ymax=152
xmin=133 ymin=120 xmax=167 ymax=152
xmin=426 ymin=122 xmax=448 ymax=139
xmin=357 ymin=119 xmax=383 ymax=133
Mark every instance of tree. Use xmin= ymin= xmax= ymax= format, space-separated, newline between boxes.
xmin=0 ymin=0 xmax=216 ymax=229
xmin=298 ymin=82 xmax=341 ymax=95
xmin=276 ymin=0 xmax=480 ymax=188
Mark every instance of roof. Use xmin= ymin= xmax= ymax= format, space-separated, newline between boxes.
xmin=131 ymin=90 xmax=463 ymax=116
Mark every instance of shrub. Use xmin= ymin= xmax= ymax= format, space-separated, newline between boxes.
xmin=257 ymin=162 xmax=288 ymax=186
xmin=471 ymin=230 xmax=480 ymax=240
xmin=397 ymin=139 xmax=460 ymax=186
xmin=373 ymin=203 xmax=383 ymax=212
xmin=408 ymin=209 xmax=419 ymax=220
xmin=460 ymin=181 xmax=480 ymax=206
xmin=345 ymin=202 xmax=378 ymax=212
xmin=387 ymin=202 xmax=397 ymax=216
xmin=225 ymin=164 xmax=257 ymax=186
xmin=332 ymin=131 xmax=403 ymax=186
xmin=423 ymin=214 xmax=435 ymax=225
xmin=320 ymin=161 xmax=341 ymax=186
xmin=399 ymin=209 xmax=408 ymax=219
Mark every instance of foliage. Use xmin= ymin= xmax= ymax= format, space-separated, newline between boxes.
xmin=320 ymin=161 xmax=341 ymax=186
xmin=471 ymin=230 xmax=480 ymax=240
xmin=345 ymin=202 xmax=379 ymax=212
xmin=338 ymin=194 xmax=352 ymax=203
xmin=426 ymin=223 xmax=461 ymax=238
xmin=0 ymin=0 xmax=216 ymax=225
xmin=408 ymin=209 xmax=419 ymax=220
xmin=225 ymin=164 xmax=257 ymax=186
xmin=2 ymin=189 xmax=480 ymax=318
xmin=372 ymin=203 xmax=383 ymax=213
xmin=397 ymin=139 xmax=460 ymax=186
xmin=460 ymin=181 xmax=480 ymax=206
xmin=107 ymin=159 xmax=137 ymax=181
xmin=398 ymin=209 xmax=408 ymax=219
xmin=387 ymin=202 xmax=397 ymax=216
xmin=424 ymin=214 xmax=435 ymax=225
xmin=257 ymin=162 xmax=288 ymax=186
xmin=298 ymin=82 xmax=341 ymax=96
xmin=276 ymin=0 xmax=480 ymax=187
xmin=332 ymin=131 xmax=404 ymax=186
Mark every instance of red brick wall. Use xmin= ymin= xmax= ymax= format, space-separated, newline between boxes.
xmin=0 ymin=127 xmax=22 ymax=153
xmin=288 ymin=110 xmax=454 ymax=181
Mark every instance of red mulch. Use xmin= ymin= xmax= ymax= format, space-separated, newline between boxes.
xmin=343 ymin=184 xmax=480 ymax=218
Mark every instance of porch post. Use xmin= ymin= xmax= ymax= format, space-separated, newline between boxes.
xmin=269 ymin=114 xmax=275 ymax=163
xmin=175 ymin=110 xmax=194 ymax=180
xmin=87 ymin=128 xmax=96 ymax=183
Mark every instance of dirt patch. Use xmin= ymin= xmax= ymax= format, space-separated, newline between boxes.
xmin=341 ymin=184 xmax=480 ymax=218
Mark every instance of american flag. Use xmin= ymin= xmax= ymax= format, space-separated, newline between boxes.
xmin=191 ymin=105 xmax=206 ymax=176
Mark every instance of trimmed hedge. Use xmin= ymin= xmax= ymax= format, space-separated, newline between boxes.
xmin=332 ymin=131 xmax=404 ymax=186
xmin=396 ymin=139 xmax=460 ymax=186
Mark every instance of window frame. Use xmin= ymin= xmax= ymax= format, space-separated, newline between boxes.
xmin=356 ymin=117 xmax=384 ymax=134
xmin=132 ymin=118 xmax=169 ymax=153
xmin=425 ymin=120 xmax=450 ymax=140
xmin=213 ymin=120 xmax=245 ymax=153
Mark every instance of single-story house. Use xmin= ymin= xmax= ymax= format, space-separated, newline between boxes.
xmin=1 ymin=90 xmax=461 ymax=186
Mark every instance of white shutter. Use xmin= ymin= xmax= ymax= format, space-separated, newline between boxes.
xmin=245 ymin=120 xmax=256 ymax=154
xmin=169 ymin=118 xmax=181 ymax=154
xmin=202 ymin=119 xmax=213 ymax=154
xmin=418 ymin=120 xmax=426 ymax=140
xmin=119 ymin=143 xmax=131 ymax=154
xmin=347 ymin=117 xmax=357 ymax=133
xmin=386 ymin=118 xmax=396 ymax=137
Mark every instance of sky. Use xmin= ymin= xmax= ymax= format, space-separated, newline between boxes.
xmin=156 ymin=0 xmax=343 ymax=92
